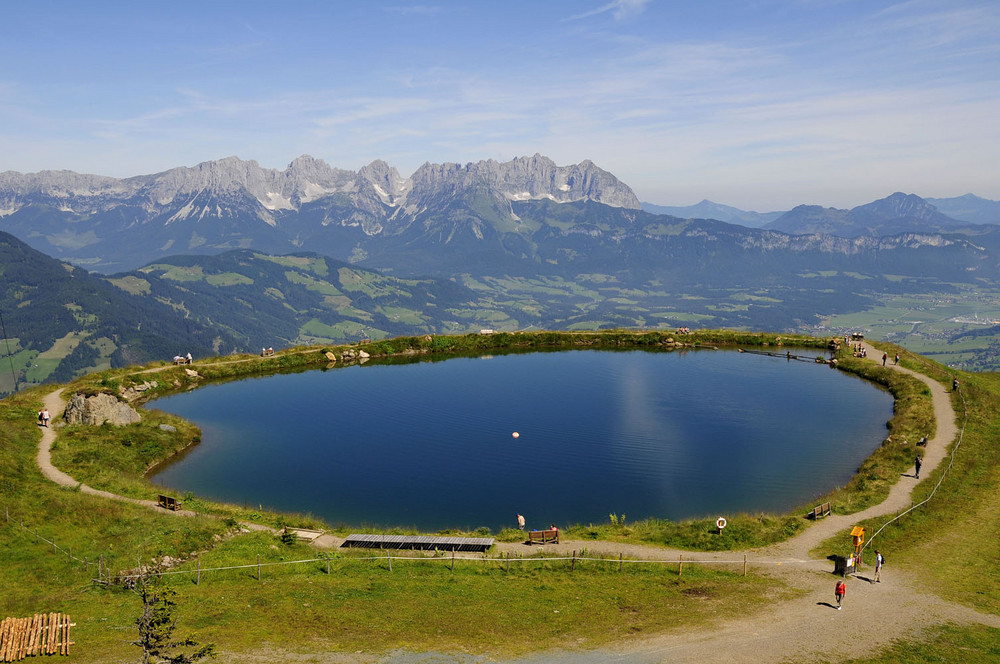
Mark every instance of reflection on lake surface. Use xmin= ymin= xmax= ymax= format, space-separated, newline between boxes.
xmin=150 ymin=349 xmax=892 ymax=532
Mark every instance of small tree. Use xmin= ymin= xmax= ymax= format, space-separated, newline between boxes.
xmin=133 ymin=576 xmax=215 ymax=664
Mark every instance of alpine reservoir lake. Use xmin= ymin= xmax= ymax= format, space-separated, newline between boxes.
xmin=149 ymin=349 xmax=893 ymax=532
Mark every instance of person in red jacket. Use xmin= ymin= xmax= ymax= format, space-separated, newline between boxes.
xmin=835 ymin=579 xmax=847 ymax=610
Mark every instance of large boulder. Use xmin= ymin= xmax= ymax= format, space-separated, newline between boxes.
xmin=64 ymin=393 xmax=141 ymax=426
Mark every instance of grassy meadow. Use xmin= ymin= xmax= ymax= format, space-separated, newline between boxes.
xmin=2 ymin=330 xmax=999 ymax=661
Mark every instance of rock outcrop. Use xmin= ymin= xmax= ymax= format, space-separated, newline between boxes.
xmin=64 ymin=393 xmax=141 ymax=426
xmin=119 ymin=380 xmax=158 ymax=402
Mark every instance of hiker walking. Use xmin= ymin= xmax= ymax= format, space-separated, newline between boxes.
xmin=953 ymin=378 xmax=959 ymax=391
xmin=894 ymin=353 xmax=899 ymax=365
xmin=914 ymin=455 xmax=922 ymax=479
xmin=873 ymin=550 xmax=884 ymax=583
xmin=835 ymin=579 xmax=846 ymax=610
xmin=882 ymin=352 xmax=887 ymax=366
xmin=41 ymin=408 xmax=50 ymax=427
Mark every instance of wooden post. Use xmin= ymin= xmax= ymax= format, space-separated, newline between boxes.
xmin=257 ymin=554 xmax=261 ymax=581
xmin=572 ymin=550 xmax=576 ymax=572
xmin=196 ymin=560 xmax=201 ymax=585
xmin=99 ymin=555 xmax=104 ymax=583
xmin=678 ymin=554 xmax=683 ymax=577
xmin=450 ymin=550 xmax=454 ymax=573
xmin=326 ymin=553 xmax=330 ymax=575
xmin=388 ymin=551 xmax=393 ymax=572
xmin=744 ymin=553 xmax=748 ymax=577
xmin=53 ymin=538 xmax=57 ymax=554
xmin=505 ymin=552 xmax=510 ymax=574
xmin=619 ymin=552 xmax=623 ymax=572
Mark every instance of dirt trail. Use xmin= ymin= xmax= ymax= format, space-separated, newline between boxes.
xmin=33 ymin=344 xmax=998 ymax=663
xmin=36 ymin=387 xmax=271 ymax=531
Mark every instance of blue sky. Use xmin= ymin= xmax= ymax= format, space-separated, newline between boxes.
xmin=1 ymin=0 xmax=998 ymax=210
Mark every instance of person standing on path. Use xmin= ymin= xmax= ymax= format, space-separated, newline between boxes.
xmin=41 ymin=408 xmax=50 ymax=427
xmin=835 ymin=579 xmax=846 ymax=610
xmin=873 ymin=550 xmax=884 ymax=583
xmin=882 ymin=353 xmax=888 ymax=366
xmin=516 ymin=513 xmax=525 ymax=530
xmin=953 ymin=377 xmax=959 ymax=391
xmin=894 ymin=353 xmax=900 ymax=365
xmin=914 ymin=455 xmax=922 ymax=479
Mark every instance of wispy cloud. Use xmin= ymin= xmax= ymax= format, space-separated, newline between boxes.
xmin=1 ymin=1 xmax=997 ymax=207
xmin=383 ymin=5 xmax=446 ymax=16
xmin=568 ymin=0 xmax=652 ymax=22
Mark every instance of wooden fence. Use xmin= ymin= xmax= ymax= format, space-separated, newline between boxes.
xmin=0 ymin=614 xmax=74 ymax=662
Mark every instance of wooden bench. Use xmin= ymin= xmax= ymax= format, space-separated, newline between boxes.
xmin=157 ymin=494 xmax=182 ymax=511
xmin=808 ymin=502 xmax=832 ymax=519
xmin=172 ymin=357 xmax=191 ymax=365
xmin=527 ymin=529 xmax=559 ymax=545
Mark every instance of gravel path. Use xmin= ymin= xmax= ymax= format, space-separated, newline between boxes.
xmin=33 ymin=345 xmax=999 ymax=663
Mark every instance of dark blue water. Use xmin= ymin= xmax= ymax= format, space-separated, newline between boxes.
xmin=149 ymin=350 xmax=891 ymax=532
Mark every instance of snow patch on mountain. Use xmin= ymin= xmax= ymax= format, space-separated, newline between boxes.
xmin=261 ymin=192 xmax=294 ymax=211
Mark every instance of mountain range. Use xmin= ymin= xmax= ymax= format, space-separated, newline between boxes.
xmin=643 ymin=193 xmax=999 ymax=232
xmin=4 ymin=153 xmax=1000 ymax=392
xmin=2 ymin=155 xmax=998 ymax=276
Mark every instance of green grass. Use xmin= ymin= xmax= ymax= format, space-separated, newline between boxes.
xmin=560 ymin=513 xmax=803 ymax=551
xmin=3 ymin=331 xmax=999 ymax=661
xmin=106 ymin=275 xmax=152 ymax=295
xmin=140 ymin=540 xmax=785 ymax=657
xmin=812 ymin=346 xmax=1000 ymax=619
xmin=0 ymin=379 xmax=791 ymax=659
xmin=824 ymin=623 xmax=1000 ymax=664
xmin=140 ymin=264 xmax=206 ymax=282
xmin=257 ymin=253 xmax=330 ymax=277
xmin=807 ymin=353 xmax=937 ymax=515
xmin=205 ymin=272 xmax=253 ymax=287
xmin=24 ymin=331 xmax=87 ymax=383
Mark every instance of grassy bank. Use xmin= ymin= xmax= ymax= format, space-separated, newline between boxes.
xmin=68 ymin=329 xmax=830 ymax=402
xmin=2 ymin=376 xmax=792 ymax=659
xmin=49 ymin=330 xmax=910 ymax=549
xmin=828 ymin=623 xmax=1000 ymax=664
xmin=815 ymin=368 xmax=1000 ymax=617
xmin=4 ymin=330 xmax=996 ymax=660
xmin=813 ymin=354 xmax=935 ymax=514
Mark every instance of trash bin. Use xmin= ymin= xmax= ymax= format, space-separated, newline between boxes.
xmin=833 ymin=554 xmax=858 ymax=576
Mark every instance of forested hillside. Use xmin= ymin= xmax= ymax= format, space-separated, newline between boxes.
xmin=0 ymin=232 xmax=240 ymax=394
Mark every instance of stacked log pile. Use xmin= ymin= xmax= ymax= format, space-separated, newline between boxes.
xmin=0 ymin=614 xmax=74 ymax=661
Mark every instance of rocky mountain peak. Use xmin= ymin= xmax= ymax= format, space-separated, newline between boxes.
xmin=855 ymin=192 xmax=941 ymax=221
xmin=407 ymin=155 xmax=640 ymax=209
xmin=358 ymin=160 xmax=410 ymax=203
xmin=286 ymin=155 xmax=354 ymax=187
